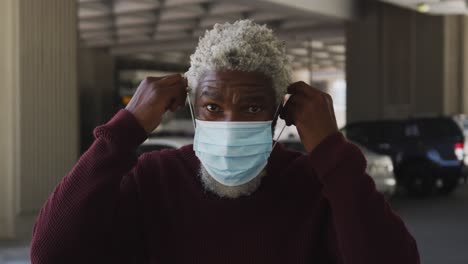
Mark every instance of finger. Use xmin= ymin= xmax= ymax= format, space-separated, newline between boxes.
xmin=169 ymin=83 xmax=188 ymax=112
xmin=279 ymin=109 xmax=289 ymax=124
xmin=325 ymin=94 xmax=338 ymax=127
xmin=287 ymin=81 xmax=316 ymax=97
xmin=280 ymin=96 xmax=297 ymax=126
xmin=161 ymin=79 xmax=186 ymax=110
xmin=283 ymin=95 xmax=312 ymax=126
xmin=144 ymin=76 xmax=165 ymax=82
xmin=169 ymin=96 xmax=186 ymax=112
xmin=279 ymin=96 xmax=288 ymax=119
xmin=156 ymin=73 xmax=183 ymax=86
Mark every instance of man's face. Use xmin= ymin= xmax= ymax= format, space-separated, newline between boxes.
xmin=194 ymin=70 xmax=277 ymax=122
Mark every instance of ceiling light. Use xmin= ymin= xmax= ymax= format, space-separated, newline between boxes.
xmin=334 ymin=55 xmax=346 ymax=62
xmin=416 ymin=3 xmax=430 ymax=13
xmin=311 ymin=41 xmax=324 ymax=49
xmin=319 ymin=60 xmax=334 ymax=66
xmin=289 ymin=48 xmax=308 ymax=56
xmin=328 ymin=45 xmax=345 ymax=53
xmin=314 ymin=52 xmax=329 ymax=59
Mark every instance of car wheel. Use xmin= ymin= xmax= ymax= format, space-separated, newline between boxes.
xmin=439 ymin=177 xmax=459 ymax=195
xmin=402 ymin=161 xmax=436 ymax=197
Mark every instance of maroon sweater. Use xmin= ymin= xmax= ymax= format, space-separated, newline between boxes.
xmin=30 ymin=109 xmax=419 ymax=264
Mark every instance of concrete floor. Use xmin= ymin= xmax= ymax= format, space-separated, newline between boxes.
xmin=0 ymin=240 xmax=29 ymax=264
xmin=392 ymin=183 xmax=468 ymax=264
xmin=1 ymin=183 xmax=468 ymax=264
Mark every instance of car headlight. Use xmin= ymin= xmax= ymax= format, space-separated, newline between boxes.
xmin=367 ymin=157 xmax=394 ymax=174
xmin=384 ymin=178 xmax=396 ymax=186
xmin=386 ymin=162 xmax=394 ymax=172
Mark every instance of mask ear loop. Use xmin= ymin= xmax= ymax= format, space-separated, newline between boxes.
xmin=186 ymin=88 xmax=196 ymax=130
xmin=272 ymin=94 xmax=291 ymax=150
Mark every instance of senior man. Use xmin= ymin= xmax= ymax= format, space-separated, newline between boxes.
xmin=31 ymin=20 xmax=419 ymax=263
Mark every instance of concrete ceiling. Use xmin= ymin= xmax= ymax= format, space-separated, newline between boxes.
xmin=381 ymin=0 xmax=468 ymax=14
xmin=78 ymin=0 xmax=347 ymax=71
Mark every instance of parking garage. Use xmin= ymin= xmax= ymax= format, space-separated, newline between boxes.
xmin=1 ymin=0 xmax=468 ymax=263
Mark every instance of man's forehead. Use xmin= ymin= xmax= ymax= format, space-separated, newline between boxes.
xmin=195 ymin=70 xmax=276 ymax=103
xmin=199 ymin=70 xmax=272 ymax=86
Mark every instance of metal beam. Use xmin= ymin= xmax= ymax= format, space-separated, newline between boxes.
xmin=80 ymin=9 xmax=298 ymax=34
xmin=253 ymin=0 xmax=358 ymax=20
xmin=109 ymin=24 xmax=344 ymax=55
xmin=109 ymin=39 xmax=198 ymax=54
xmin=279 ymin=24 xmax=344 ymax=43
xmin=79 ymin=1 xmax=224 ymax=21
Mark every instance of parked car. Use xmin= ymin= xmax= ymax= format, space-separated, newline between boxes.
xmin=342 ymin=117 xmax=465 ymax=196
xmin=358 ymin=143 xmax=396 ymax=197
xmin=452 ymin=114 xmax=468 ymax=168
xmin=279 ymin=138 xmax=397 ymax=197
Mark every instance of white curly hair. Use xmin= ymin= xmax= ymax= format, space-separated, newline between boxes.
xmin=185 ymin=19 xmax=291 ymax=104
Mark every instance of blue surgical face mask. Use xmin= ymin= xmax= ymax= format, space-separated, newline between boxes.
xmin=186 ymin=91 xmax=287 ymax=186
xmin=193 ymin=119 xmax=274 ymax=186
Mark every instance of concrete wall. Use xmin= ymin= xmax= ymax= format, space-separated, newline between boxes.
xmin=443 ymin=16 xmax=463 ymax=115
xmin=0 ymin=0 xmax=78 ymax=239
xmin=346 ymin=1 xmax=468 ymax=122
xmin=0 ymin=0 xmax=19 ymax=239
xmin=411 ymin=12 xmax=445 ymax=116
xmin=463 ymin=17 xmax=468 ymax=115
xmin=346 ymin=1 xmax=383 ymax=121
xmin=78 ymin=48 xmax=117 ymax=153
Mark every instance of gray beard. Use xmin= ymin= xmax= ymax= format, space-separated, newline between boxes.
xmin=198 ymin=164 xmax=267 ymax=199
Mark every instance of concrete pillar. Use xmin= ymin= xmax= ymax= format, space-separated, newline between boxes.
xmin=0 ymin=0 xmax=78 ymax=239
xmin=346 ymin=1 xmax=384 ymax=121
xmin=0 ymin=0 xmax=18 ymax=239
xmin=460 ymin=16 xmax=468 ymax=115
xmin=260 ymin=0 xmax=358 ymax=20
xmin=78 ymin=48 xmax=116 ymax=153
xmin=346 ymin=1 xmax=466 ymax=122
xmin=459 ymin=16 xmax=468 ymax=115
xmin=442 ymin=16 xmax=463 ymax=115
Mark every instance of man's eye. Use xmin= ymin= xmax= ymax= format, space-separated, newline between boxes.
xmin=248 ymin=106 xmax=262 ymax=113
xmin=206 ymin=104 xmax=221 ymax=112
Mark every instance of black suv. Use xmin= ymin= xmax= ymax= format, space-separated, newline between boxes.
xmin=342 ymin=117 xmax=465 ymax=196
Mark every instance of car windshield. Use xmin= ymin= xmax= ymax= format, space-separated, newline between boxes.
xmin=345 ymin=121 xmax=404 ymax=143
xmin=412 ymin=119 xmax=462 ymax=139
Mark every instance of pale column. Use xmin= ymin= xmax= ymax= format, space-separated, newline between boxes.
xmin=347 ymin=2 xmax=465 ymax=122
xmin=0 ymin=0 xmax=19 ymax=239
xmin=0 ymin=0 xmax=78 ymax=239
xmin=443 ymin=16 xmax=463 ymax=115
xmin=461 ymin=16 xmax=468 ymax=115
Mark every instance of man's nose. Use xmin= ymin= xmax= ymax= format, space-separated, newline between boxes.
xmin=222 ymin=111 xmax=241 ymax=122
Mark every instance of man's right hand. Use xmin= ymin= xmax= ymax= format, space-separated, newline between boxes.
xmin=125 ymin=74 xmax=187 ymax=134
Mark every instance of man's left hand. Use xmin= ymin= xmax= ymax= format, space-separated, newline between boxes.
xmin=280 ymin=81 xmax=338 ymax=153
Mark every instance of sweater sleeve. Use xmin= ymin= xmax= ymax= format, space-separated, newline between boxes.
xmin=307 ymin=132 xmax=420 ymax=264
xmin=30 ymin=109 xmax=149 ymax=264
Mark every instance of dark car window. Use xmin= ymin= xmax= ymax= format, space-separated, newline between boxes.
xmin=345 ymin=121 xmax=404 ymax=144
xmin=136 ymin=144 xmax=175 ymax=156
xmin=345 ymin=123 xmax=382 ymax=144
xmin=346 ymin=118 xmax=462 ymax=145
xmin=343 ymin=124 xmax=368 ymax=143
xmin=381 ymin=122 xmax=404 ymax=140
xmin=412 ymin=118 xmax=462 ymax=139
